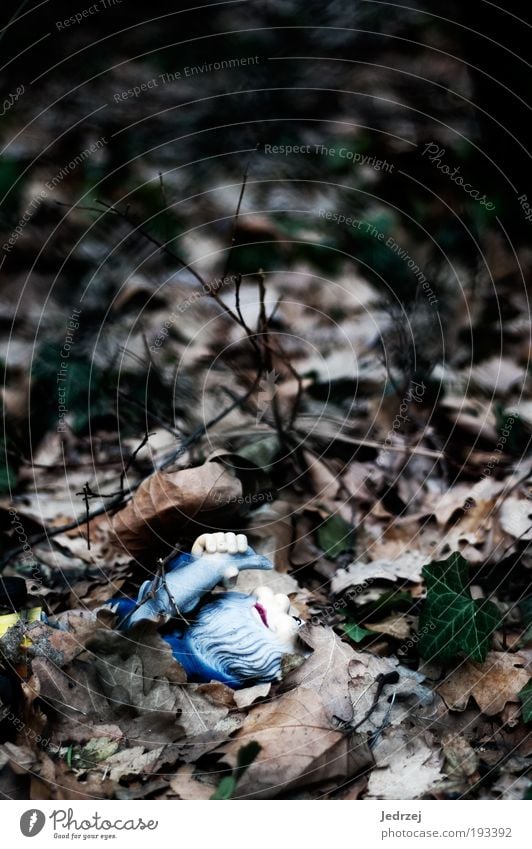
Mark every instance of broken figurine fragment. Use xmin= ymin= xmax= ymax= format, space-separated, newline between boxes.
xmin=109 ymin=532 xmax=305 ymax=688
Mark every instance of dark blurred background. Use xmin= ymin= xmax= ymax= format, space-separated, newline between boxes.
xmin=1 ymin=0 xmax=532 ymax=497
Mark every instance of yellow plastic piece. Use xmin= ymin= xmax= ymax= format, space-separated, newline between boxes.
xmin=0 ymin=607 xmax=42 ymax=645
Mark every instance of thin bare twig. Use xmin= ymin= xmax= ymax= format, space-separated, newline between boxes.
xmin=221 ymin=161 xmax=250 ymax=285
xmin=74 ymin=483 xmax=92 ymax=550
xmin=207 ymin=165 xmax=261 ymax=351
xmin=0 ymin=385 xmax=261 ymax=568
xmin=55 ymin=198 xmax=208 ymax=290
xmin=117 ymin=391 xmax=184 ymax=437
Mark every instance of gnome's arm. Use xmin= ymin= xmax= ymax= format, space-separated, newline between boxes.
xmin=116 ymin=532 xmax=272 ymax=629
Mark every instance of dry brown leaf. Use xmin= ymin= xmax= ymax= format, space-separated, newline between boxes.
xmin=437 ymin=498 xmax=503 ymax=564
xmin=365 ymin=515 xmax=439 ymax=561
xmin=233 ymin=682 xmax=271 ymax=709
xmin=348 ymin=653 xmax=435 ymax=732
xmin=30 ymin=657 xmax=113 ymax=720
xmin=170 ymin=764 xmax=214 ymax=800
xmin=511 ymin=401 xmax=532 ymax=430
xmin=89 ymin=629 xmax=233 ymax=738
xmin=445 ymin=411 xmax=499 ymax=442
xmin=246 ymin=499 xmax=319 ymax=572
xmin=499 ymin=498 xmax=532 ymax=540
xmin=427 ymin=484 xmax=486 ymax=525
xmin=284 ymin=626 xmax=434 ymax=735
xmin=441 ymin=733 xmax=479 ymax=781
xmin=31 ymin=754 xmax=118 ymax=801
xmin=366 ymin=726 xmax=443 ymax=799
xmin=282 ymin=625 xmax=357 ymax=722
xmin=0 ymin=617 xmax=99 ymax=671
xmin=28 ymin=624 xmax=236 ymax=748
xmin=111 ymin=276 xmax=165 ymax=313
xmin=110 ymin=460 xmax=244 ymax=558
xmin=341 ymin=461 xmax=384 ymax=502
xmin=332 ymin=552 xmax=430 ymax=594
xmin=469 ymin=357 xmax=526 ymax=395
xmin=303 ymin=453 xmax=357 ymax=524
xmin=438 ymin=652 xmax=531 ymax=715
xmin=235 ymin=559 xmax=301 ymax=598
xmin=0 ymin=742 xmax=38 ymax=775
xmin=365 ymin=614 xmax=414 ymax=641
xmin=336 ymin=776 xmax=368 ymax=799
xmin=491 ymin=773 xmax=531 ymax=800
xmin=95 ymin=745 xmax=166 ymax=782
xmin=47 ymin=721 xmax=124 ymax=748
xmin=215 ymin=688 xmax=372 ymax=799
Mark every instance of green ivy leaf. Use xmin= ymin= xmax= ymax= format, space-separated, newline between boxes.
xmin=210 ymin=776 xmax=237 ymax=800
xmin=238 ymin=435 xmax=280 ymax=471
xmin=235 ymin=740 xmax=261 ymax=778
xmin=419 ymin=552 xmax=500 ymax=663
xmin=343 ymin=621 xmax=372 ymax=643
xmin=518 ymin=680 xmax=532 ymax=723
xmin=0 ymin=455 xmax=16 ymax=494
xmin=210 ymin=741 xmax=261 ymax=799
xmin=317 ymin=513 xmax=355 ymax=559
xmin=518 ymin=596 xmax=532 ymax=626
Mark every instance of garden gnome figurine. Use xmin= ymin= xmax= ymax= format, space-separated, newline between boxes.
xmin=111 ymin=533 xmax=304 ymax=688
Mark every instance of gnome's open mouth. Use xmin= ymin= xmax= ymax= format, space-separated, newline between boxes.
xmin=254 ymin=602 xmax=269 ymax=628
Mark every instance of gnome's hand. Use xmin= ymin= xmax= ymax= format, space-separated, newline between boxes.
xmin=190 ymin=532 xmax=250 ymax=587
xmin=115 ymin=532 xmax=273 ymax=629
xmin=191 ymin=532 xmax=249 ymax=556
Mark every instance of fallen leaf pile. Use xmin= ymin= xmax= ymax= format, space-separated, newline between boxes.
xmin=1 ymin=3 xmax=532 ymax=802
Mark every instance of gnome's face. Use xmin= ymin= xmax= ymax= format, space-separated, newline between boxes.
xmin=165 ymin=587 xmax=303 ymax=688
xmin=250 ymin=585 xmax=301 ymax=652
xmin=188 ymin=534 xmax=302 ymax=653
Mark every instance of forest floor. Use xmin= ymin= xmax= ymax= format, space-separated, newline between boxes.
xmin=1 ymin=1 xmax=531 ymax=800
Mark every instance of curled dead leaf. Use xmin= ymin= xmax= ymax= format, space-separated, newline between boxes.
xmin=366 ymin=727 xmax=443 ymax=799
xmin=110 ymin=460 xmax=244 ymax=558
